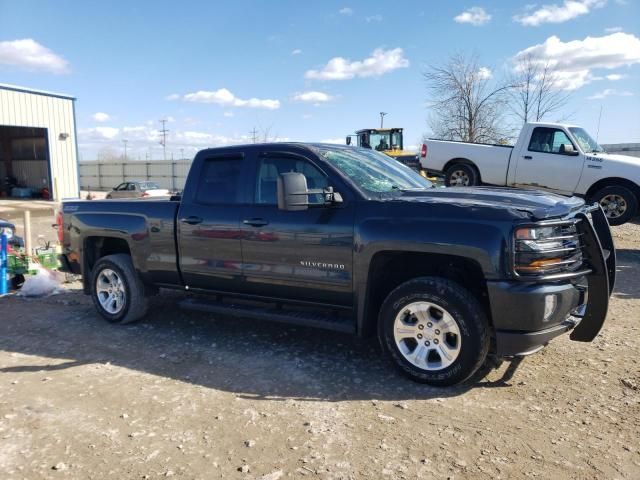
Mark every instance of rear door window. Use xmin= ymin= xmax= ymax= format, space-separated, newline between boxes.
xmin=195 ymin=157 xmax=243 ymax=205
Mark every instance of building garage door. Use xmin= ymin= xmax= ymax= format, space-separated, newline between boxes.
xmin=0 ymin=125 xmax=52 ymax=199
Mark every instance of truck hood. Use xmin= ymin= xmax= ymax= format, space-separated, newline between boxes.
xmin=395 ymin=186 xmax=585 ymax=221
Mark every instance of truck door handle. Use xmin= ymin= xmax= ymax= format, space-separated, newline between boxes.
xmin=243 ymin=218 xmax=269 ymax=227
xmin=523 ymin=155 xmax=532 ymax=160
xmin=180 ymin=216 xmax=203 ymax=225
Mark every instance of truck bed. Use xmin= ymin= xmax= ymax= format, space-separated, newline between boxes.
xmin=422 ymin=139 xmax=513 ymax=185
xmin=61 ymin=198 xmax=181 ymax=287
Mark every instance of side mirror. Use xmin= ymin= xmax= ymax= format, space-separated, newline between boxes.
xmin=560 ymin=143 xmax=579 ymax=156
xmin=277 ymin=172 xmax=343 ymax=211
xmin=277 ymin=172 xmax=309 ymax=211
xmin=346 ymin=136 xmax=351 ymax=146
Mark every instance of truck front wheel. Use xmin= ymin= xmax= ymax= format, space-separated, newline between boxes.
xmin=589 ymin=185 xmax=638 ymax=226
xmin=444 ymin=164 xmax=479 ymax=187
xmin=378 ymin=277 xmax=490 ymax=386
xmin=90 ymin=254 xmax=148 ymax=324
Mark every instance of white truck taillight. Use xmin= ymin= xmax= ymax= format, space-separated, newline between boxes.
xmin=420 ymin=143 xmax=427 ymax=158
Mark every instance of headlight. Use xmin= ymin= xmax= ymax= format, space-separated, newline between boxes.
xmin=514 ymin=222 xmax=582 ymax=276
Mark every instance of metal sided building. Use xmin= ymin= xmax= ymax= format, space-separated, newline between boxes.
xmin=0 ymin=83 xmax=80 ymax=201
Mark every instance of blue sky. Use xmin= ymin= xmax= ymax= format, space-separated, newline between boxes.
xmin=1 ymin=0 xmax=639 ymax=160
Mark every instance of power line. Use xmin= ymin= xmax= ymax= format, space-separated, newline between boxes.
xmin=159 ymin=119 xmax=169 ymax=160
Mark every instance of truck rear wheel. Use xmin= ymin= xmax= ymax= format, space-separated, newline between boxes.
xmin=90 ymin=254 xmax=148 ymax=324
xmin=589 ymin=185 xmax=638 ymax=226
xmin=378 ymin=277 xmax=490 ymax=386
xmin=444 ymin=163 xmax=479 ymax=187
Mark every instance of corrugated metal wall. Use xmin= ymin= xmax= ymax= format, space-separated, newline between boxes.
xmin=79 ymin=160 xmax=193 ymax=191
xmin=0 ymin=86 xmax=79 ymax=200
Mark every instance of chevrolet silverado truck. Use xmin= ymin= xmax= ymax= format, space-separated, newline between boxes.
xmin=59 ymin=143 xmax=616 ymax=386
xmin=420 ymin=122 xmax=640 ymax=225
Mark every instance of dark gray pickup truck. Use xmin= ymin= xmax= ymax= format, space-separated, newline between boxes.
xmin=59 ymin=143 xmax=616 ymax=386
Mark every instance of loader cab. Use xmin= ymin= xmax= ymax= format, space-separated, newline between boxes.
xmin=347 ymin=128 xmax=404 ymax=153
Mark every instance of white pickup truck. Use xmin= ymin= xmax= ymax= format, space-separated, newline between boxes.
xmin=420 ymin=122 xmax=640 ymax=225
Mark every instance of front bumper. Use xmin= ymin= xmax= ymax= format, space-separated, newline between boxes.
xmin=488 ymin=280 xmax=586 ymax=356
xmin=489 ymin=206 xmax=615 ymax=357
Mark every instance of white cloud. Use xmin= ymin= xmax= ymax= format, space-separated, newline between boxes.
xmin=454 ymin=7 xmax=492 ymax=26
xmin=292 ymin=91 xmax=334 ymax=104
xmin=478 ymin=67 xmax=492 ymax=79
xmin=302 ymin=114 xmax=312 ymax=119
xmin=182 ymin=88 xmax=280 ymax=110
xmin=606 ymin=73 xmax=625 ymax=80
xmin=366 ymin=14 xmax=383 ymax=23
xmin=513 ymin=32 xmax=640 ymax=90
xmin=604 ymin=26 xmax=623 ymax=33
xmin=305 ymin=48 xmax=409 ymax=80
xmin=92 ymin=112 xmax=110 ymax=122
xmin=223 ymin=111 xmax=234 ymax=117
xmin=79 ymin=123 xmax=258 ymax=158
xmin=321 ymin=138 xmax=346 ymax=144
xmin=587 ymin=88 xmax=633 ymax=99
xmin=81 ymin=126 xmax=120 ymax=140
xmin=291 ymin=49 xmax=302 ymax=55
xmin=514 ymin=0 xmax=606 ymax=27
xmin=165 ymin=93 xmax=180 ymax=101
xmin=0 ymin=38 xmax=69 ymax=74
xmin=339 ymin=7 xmax=353 ymax=15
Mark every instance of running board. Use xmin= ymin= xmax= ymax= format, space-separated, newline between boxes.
xmin=179 ymin=298 xmax=356 ymax=334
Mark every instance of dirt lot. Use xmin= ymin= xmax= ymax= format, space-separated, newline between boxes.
xmin=1 ymin=218 xmax=639 ymax=479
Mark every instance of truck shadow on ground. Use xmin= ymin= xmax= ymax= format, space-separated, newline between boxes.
xmin=0 ymin=289 xmax=524 ymax=401
xmin=612 ymin=249 xmax=640 ymax=300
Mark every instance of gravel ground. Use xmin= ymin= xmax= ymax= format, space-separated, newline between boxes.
xmin=0 ymin=222 xmax=639 ymax=479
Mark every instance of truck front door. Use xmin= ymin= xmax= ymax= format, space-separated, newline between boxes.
xmin=513 ymin=126 xmax=585 ymax=195
xmin=240 ymin=150 xmax=355 ymax=307
xmin=177 ymin=153 xmax=248 ymax=292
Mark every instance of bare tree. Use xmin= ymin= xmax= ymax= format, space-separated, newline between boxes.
xmin=509 ymin=54 xmax=571 ymax=124
xmin=97 ymin=146 xmax=120 ymax=162
xmin=250 ymin=125 xmax=281 ymax=143
xmin=424 ymin=54 xmax=512 ymax=143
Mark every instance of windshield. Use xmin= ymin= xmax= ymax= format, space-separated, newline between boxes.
xmin=315 ymin=146 xmax=432 ymax=194
xmin=569 ymin=127 xmax=605 ymax=153
xmin=139 ymin=182 xmax=160 ymax=190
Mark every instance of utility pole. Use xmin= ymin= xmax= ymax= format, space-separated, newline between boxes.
xmin=379 ymin=112 xmax=388 ymax=129
xmin=122 ymin=139 xmax=128 ymax=161
xmin=180 ymin=148 xmax=184 ymax=160
xmin=159 ymin=119 xmax=169 ymax=161
xmin=249 ymin=127 xmax=259 ymax=143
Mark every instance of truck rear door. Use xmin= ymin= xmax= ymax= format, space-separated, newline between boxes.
xmin=177 ymin=152 xmax=249 ymax=292
xmin=513 ymin=126 xmax=585 ymax=195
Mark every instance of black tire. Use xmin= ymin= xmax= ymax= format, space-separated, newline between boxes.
xmin=11 ymin=274 xmax=25 ymax=290
xmin=589 ymin=185 xmax=638 ymax=226
xmin=90 ymin=253 xmax=148 ymax=324
xmin=378 ymin=277 xmax=490 ymax=386
xmin=105 ymin=194 xmax=112 ymax=199
xmin=444 ymin=163 xmax=479 ymax=187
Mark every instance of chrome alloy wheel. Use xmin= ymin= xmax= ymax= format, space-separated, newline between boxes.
xmin=449 ymin=170 xmax=470 ymax=186
xmin=393 ymin=302 xmax=462 ymax=371
xmin=599 ymin=194 xmax=627 ymax=219
xmin=96 ymin=268 xmax=126 ymax=314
